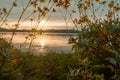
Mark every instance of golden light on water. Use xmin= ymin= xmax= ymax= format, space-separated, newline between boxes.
xmin=40 ymin=39 xmax=45 ymax=48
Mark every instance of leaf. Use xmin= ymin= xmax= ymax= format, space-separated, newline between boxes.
xmin=109 ymin=49 xmax=118 ymax=55
xmin=107 ymin=65 xmax=115 ymax=72
xmin=105 ymin=57 xmax=117 ymax=65
xmin=3 ymin=8 xmax=7 ymax=13
xmin=91 ymin=65 xmax=103 ymax=70
xmin=108 ymin=49 xmax=120 ymax=58
xmin=68 ymin=37 xmax=75 ymax=44
xmin=68 ymin=67 xmax=76 ymax=76
xmin=0 ymin=50 xmax=6 ymax=57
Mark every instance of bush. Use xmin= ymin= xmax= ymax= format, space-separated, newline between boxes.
xmin=69 ymin=19 xmax=120 ymax=80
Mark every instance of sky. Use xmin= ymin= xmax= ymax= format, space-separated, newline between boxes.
xmin=0 ymin=0 xmax=77 ymax=30
xmin=0 ymin=0 xmax=120 ymax=30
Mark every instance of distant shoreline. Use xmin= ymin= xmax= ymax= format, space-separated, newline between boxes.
xmin=0 ymin=29 xmax=79 ymax=33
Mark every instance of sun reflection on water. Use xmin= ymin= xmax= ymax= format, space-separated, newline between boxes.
xmin=40 ymin=39 xmax=45 ymax=48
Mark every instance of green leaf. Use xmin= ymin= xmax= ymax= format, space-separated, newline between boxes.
xmin=91 ymin=65 xmax=103 ymax=70
xmin=108 ymin=49 xmax=120 ymax=58
xmin=105 ymin=57 xmax=117 ymax=65
xmin=109 ymin=49 xmax=118 ymax=55
xmin=68 ymin=67 xmax=76 ymax=76
xmin=0 ymin=50 xmax=6 ymax=57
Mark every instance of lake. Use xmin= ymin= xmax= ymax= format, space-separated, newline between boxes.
xmin=0 ymin=32 xmax=76 ymax=55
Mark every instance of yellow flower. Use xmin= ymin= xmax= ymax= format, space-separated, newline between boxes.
xmin=73 ymin=19 xmax=77 ymax=24
xmin=37 ymin=7 xmax=42 ymax=12
xmin=29 ymin=33 xmax=33 ymax=37
xmin=63 ymin=0 xmax=70 ymax=9
xmin=11 ymin=58 xmax=19 ymax=64
xmin=95 ymin=0 xmax=99 ymax=2
xmin=38 ymin=29 xmax=43 ymax=35
xmin=105 ymin=12 xmax=113 ymax=18
xmin=14 ymin=24 xmax=19 ymax=28
xmin=44 ymin=6 xmax=49 ymax=11
xmin=25 ymin=36 xmax=29 ymax=39
xmin=30 ymin=18 xmax=33 ymax=21
xmin=33 ymin=10 xmax=37 ymax=13
xmin=79 ymin=15 xmax=90 ymax=23
xmin=33 ymin=1 xmax=37 ymax=8
xmin=114 ymin=6 xmax=120 ymax=12
xmin=31 ymin=28 xmax=36 ymax=32
xmin=3 ymin=8 xmax=7 ymax=13
xmin=13 ymin=2 xmax=17 ymax=6
xmin=53 ymin=8 xmax=56 ymax=12
xmin=78 ymin=2 xmax=83 ymax=9
xmin=40 ymin=0 xmax=46 ymax=3
xmin=84 ymin=5 xmax=88 ymax=10
xmin=108 ymin=1 xmax=114 ymax=8
xmin=53 ymin=0 xmax=58 ymax=3
xmin=100 ymin=1 xmax=106 ymax=5
xmin=41 ymin=11 xmax=46 ymax=16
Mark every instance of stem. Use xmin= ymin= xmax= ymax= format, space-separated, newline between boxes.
xmin=0 ymin=0 xmax=32 ymax=71
xmin=27 ymin=39 xmax=33 ymax=53
xmin=0 ymin=0 xmax=18 ymax=28
xmin=17 ymin=0 xmax=32 ymax=24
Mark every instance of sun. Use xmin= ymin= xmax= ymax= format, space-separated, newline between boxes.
xmin=39 ymin=20 xmax=46 ymax=26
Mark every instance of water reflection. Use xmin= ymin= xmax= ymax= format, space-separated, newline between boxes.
xmin=0 ymin=32 xmax=73 ymax=54
xmin=40 ymin=39 xmax=45 ymax=48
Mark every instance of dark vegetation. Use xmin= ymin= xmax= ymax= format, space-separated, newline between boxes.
xmin=0 ymin=38 xmax=79 ymax=80
xmin=68 ymin=19 xmax=120 ymax=80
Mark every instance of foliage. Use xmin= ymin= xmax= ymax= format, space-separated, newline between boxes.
xmin=67 ymin=0 xmax=120 ymax=79
xmin=65 ymin=0 xmax=120 ymax=80
xmin=68 ymin=19 xmax=120 ymax=80
xmin=0 ymin=40 xmax=79 ymax=80
xmin=0 ymin=38 xmax=25 ymax=80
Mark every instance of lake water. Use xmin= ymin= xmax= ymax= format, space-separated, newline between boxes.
xmin=0 ymin=32 xmax=75 ymax=55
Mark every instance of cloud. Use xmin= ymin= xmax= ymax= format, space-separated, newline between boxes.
xmin=0 ymin=0 xmax=77 ymax=29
